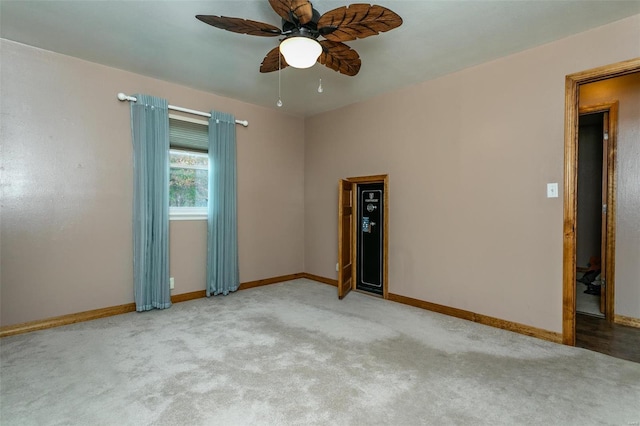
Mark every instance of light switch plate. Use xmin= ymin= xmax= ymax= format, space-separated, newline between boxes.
xmin=547 ymin=183 xmax=559 ymax=198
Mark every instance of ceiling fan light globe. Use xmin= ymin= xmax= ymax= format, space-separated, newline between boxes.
xmin=279 ymin=37 xmax=322 ymax=69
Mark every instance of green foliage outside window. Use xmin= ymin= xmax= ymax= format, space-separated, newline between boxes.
xmin=169 ymin=150 xmax=208 ymax=208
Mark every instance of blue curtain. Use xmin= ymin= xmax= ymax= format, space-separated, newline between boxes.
xmin=207 ymin=111 xmax=239 ymax=296
xmin=130 ymin=94 xmax=171 ymax=311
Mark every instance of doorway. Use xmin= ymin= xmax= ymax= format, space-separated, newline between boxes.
xmin=357 ymin=183 xmax=384 ymax=296
xmin=562 ymin=58 xmax=640 ymax=346
xmin=575 ymin=108 xmax=616 ymax=319
xmin=337 ymin=174 xmax=388 ymax=300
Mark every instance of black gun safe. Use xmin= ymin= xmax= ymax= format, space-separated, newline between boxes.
xmin=357 ymin=183 xmax=384 ymax=295
xmin=337 ymin=175 xmax=387 ymax=299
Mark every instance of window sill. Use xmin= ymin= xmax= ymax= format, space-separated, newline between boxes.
xmin=170 ymin=208 xmax=207 ymax=221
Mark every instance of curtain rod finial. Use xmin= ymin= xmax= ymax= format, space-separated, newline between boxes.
xmin=117 ymin=92 xmax=128 ymax=101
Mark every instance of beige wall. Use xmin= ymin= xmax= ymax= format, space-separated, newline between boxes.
xmin=304 ymin=15 xmax=640 ymax=333
xmin=2 ymin=15 xmax=639 ymax=332
xmin=580 ymin=72 xmax=640 ymax=319
xmin=576 ymin=121 xmax=604 ymax=268
xmin=0 ymin=39 xmax=305 ymax=326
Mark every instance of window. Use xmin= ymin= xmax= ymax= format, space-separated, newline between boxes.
xmin=169 ymin=116 xmax=209 ymax=220
xmin=170 ymin=149 xmax=208 ymax=218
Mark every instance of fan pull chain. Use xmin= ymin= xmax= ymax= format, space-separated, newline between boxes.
xmin=317 ymin=78 xmax=323 ymax=93
xmin=277 ymin=52 xmax=283 ymax=107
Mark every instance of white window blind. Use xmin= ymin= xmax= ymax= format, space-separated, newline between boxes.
xmin=169 ymin=116 xmax=209 ymax=220
xmin=169 ymin=117 xmax=208 ymax=152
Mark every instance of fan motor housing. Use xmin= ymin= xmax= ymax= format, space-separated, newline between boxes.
xmin=281 ymin=7 xmax=320 ymax=36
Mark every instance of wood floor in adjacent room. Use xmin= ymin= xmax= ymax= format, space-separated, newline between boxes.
xmin=576 ymin=313 xmax=640 ymax=363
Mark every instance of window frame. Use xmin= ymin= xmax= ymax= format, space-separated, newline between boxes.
xmin=168 ymin=114 xmax=209 ymax=221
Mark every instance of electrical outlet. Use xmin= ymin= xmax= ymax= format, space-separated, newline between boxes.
xmin=547 ymin=183 xmax=559 ymax=198
xmin=170 ymin=277 xmax=175 ymax=290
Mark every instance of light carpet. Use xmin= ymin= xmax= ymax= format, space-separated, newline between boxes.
xmin=575 ymin=271 xmax=604 ymax=318
xmin=1 ymin=279 xmax=639 ymax=425
xmin=576 ymin=281 xmax=604 ymax=317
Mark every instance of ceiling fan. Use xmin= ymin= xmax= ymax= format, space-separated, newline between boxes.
xmin=196 ymin=0 xmax=403 ymax=76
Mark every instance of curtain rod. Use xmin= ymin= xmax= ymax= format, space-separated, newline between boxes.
xmin=116 ymin=93 xmax=249 ymax=127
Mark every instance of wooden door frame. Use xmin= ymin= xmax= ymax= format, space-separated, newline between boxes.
xmin=577 ymin=103 xmax=618 ymax=319
xmin=346 ymin=174 xmax=389 ymax=299
xmin=562 ymin=58 xmax=640 ymax=346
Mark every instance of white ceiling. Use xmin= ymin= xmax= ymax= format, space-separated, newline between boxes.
xmin=1 ymin=1 xmax=639 ymax=117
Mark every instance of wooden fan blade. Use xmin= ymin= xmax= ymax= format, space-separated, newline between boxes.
xmin=318 ymin=4 xmax=403 ymax=42
xmin=260 ymin=46 xmax=289 ymax=73
xmin=268 ymin=0 xmax=313 ymax=25
xmin=318 ymin=40 xmax=361 ymax=76
xmin=196 ymin=15 xmax=281 ymax=37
